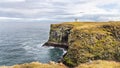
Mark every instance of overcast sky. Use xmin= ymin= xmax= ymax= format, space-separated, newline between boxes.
xmin=0 ymin=0 xmax=120 ymax=22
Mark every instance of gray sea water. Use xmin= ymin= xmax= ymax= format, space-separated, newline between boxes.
xmin=0 ymin=22 xmax=64 ymax=66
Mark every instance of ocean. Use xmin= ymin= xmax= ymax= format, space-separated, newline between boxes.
xmin=0 ymin=22 xmax=64 ymax=66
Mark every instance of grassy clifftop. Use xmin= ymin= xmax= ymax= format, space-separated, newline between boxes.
xmin=0 ymin=62 xmax=67 ymax=68
xmin=45 ymin=21 xmax=120 ymax=67
xmin=0 ymin=60 xmax=120 ymax=68
xmin=76 ymin=60 xmax=120 ymax=68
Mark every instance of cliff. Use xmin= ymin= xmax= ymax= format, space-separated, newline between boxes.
xmin=44 ymin=22 xmax=120 ymax=67
xmin=44 ymin=23 xmax=74 ymax=49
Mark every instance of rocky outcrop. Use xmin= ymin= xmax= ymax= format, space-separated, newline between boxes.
xmin=44 ymin=22 xmax=120 ymax=67
xmin=43 ymin=23 xmax=74 ymax=49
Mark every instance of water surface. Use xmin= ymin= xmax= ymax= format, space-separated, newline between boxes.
xmin=0 ymin=22 xmax=64 ymax=66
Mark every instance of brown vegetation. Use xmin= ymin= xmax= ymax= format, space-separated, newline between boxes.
xmin=0 ymin=60 xmax=120 ymax=68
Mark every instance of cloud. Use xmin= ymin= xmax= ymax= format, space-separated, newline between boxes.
xmin=0 ymin=8 xmax=55 ymax=16
xmin=0 ymin=17 xmax=53 ymax=21
xmin=0 ymin=17 xmax=22 ymax=20
xmin=0 ymin=0 xmax=25 ymax=3
xmin=0 ymin=0 xmax=120 ymax=22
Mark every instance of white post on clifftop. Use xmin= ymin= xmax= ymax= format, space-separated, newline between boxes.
xmin=75 ymin=18 xmax=79 ymax=22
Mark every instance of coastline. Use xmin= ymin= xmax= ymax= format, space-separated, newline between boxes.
xmin=0 ymin=21 xmax=120 ymax=68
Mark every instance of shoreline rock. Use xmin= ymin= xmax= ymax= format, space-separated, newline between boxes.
xmin=43 ymin=42 xmax=68 ymax=49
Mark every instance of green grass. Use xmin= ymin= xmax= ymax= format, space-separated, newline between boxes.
xmin=61 ymin=22 xmax=120 ymax=67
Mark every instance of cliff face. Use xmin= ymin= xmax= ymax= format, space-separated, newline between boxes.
xmin=44 ymin=24 xmax=73 ymax=49
xmin=44 ymin=22 xmax=120 ymax=67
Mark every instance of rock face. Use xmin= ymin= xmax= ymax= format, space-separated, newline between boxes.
xmin=44 ymin=22 xmax=120 ymax=67
xmin=44 ymin=24 xmax=74 ymax=49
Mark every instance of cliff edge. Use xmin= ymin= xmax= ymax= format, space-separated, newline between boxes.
xmin=44 ymin=22 xmax=120 ymax=67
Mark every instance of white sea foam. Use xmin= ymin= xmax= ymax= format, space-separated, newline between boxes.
xmin=59 ymin=48 xmax=67 ymax=55
xmin=43 ymin=46 xmax=55 ymax=49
